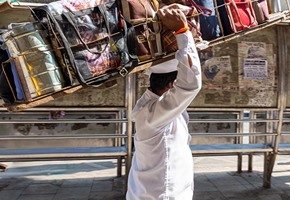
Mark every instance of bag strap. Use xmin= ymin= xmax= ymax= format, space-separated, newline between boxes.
xmin=186 ymin=0 xmax=213 ymax=16
xmin=120 ymin=0 xmax=132 ymax=22
xmin=62 ymin=6 xmax=110 ymax=55
xmin=151 ymin=0 xmax=159 ymax=10
xmin=118 ymin=15 xmax=138 ymax=76
xmin=1 ymin=59 xmax=17 ymax=101
xmin=33 ymin=6 xmax=90 ymax=86
xmin=245 ymin=0 xmax=258 ymax=25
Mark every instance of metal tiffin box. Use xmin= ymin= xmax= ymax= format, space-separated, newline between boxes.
xmin=1 ymin=22 xmax=66 ymax=102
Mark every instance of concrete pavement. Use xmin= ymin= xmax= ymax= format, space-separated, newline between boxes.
xmin=0 ymin=155 xmax=289 ymax=200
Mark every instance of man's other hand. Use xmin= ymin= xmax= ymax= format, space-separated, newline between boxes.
xmin=157 ymin=6 xmax=188 ymax=32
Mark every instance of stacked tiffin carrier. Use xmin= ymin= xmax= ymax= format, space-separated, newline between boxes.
xmin=0 ymin=0 xmax=289 ymax=111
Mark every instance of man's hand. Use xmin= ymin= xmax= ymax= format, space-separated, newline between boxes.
xmin=157 ymin=6 xmax=188 ymax=32
xmin=161 ymin=3 xmax=193 ymax=16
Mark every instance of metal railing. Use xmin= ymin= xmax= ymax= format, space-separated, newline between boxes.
xmin=0 ymin=108 xmax=130 ymax=176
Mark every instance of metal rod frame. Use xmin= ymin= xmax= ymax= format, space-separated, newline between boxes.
xmin=1 ymin=19 xmax=290 ymax=190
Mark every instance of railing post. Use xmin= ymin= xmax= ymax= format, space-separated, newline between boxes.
xmin=262 ymin=24 xmax=289 ymax=188
xmin=276 ymin=25 xmax=288 ymax=153
xmin=125 ymin=73 xmax=136 ymax=179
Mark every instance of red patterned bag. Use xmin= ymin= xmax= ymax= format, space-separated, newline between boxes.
xmin=224 ymin=0 xmax=258 ymax=32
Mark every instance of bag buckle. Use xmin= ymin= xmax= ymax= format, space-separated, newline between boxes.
xmin=119 ymin=67 xmax=128 ymax=77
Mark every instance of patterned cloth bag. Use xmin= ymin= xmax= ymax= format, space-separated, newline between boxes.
xmin=32 ymin=0 xmax=138 ymax=87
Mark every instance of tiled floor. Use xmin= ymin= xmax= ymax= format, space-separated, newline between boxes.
xmin=0 ymin=155 xmax=289 ymax=200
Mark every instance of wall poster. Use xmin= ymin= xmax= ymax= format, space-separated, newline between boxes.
xmin=198 ymin=47 xmax=236 ymax=105
xmin=237 ymin=41 xmax=276 ymax=106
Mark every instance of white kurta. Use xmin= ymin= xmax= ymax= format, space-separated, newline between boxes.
xmin=126 ymin=31 xmax=202 ymax=200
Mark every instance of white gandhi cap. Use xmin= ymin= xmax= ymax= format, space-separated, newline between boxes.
xmin=146 ymin=59 xmax=178 ymax=76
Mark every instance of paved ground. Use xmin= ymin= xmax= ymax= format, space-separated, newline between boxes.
xmin=0 ymin=155 xmax=289 ymax=200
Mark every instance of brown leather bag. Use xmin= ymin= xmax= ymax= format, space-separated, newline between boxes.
xmin=252 ymin=0 xmax=270 ymax=24
xmin=120 ymin=0 xmax=163 ymax=62
xmin=120 ymin=0 xmax=204 ymax=61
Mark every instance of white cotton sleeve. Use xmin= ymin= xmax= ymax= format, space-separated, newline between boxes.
xmin=147 ymin=31 xmax=202 ymax=128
